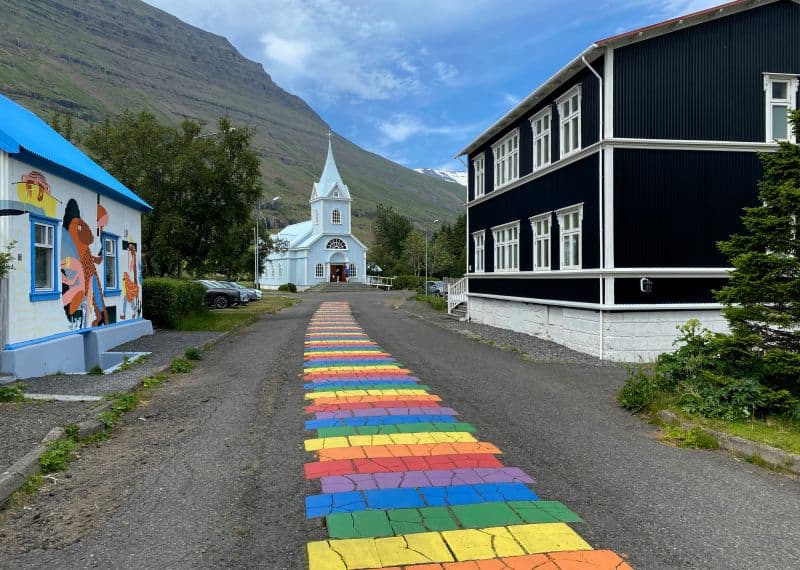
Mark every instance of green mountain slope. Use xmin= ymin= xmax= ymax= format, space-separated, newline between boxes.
xmin=0 ymin=0 xmax=465 ymax=240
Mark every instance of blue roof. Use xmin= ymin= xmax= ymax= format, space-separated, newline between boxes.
xmin=0 ymin=94 xmax=151 ymax=212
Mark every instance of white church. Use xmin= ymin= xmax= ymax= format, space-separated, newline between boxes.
xmin=260 ymin=139 xmax=367 ymax=290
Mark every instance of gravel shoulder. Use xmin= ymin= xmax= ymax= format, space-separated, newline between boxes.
xmin=0 ymin=329 xmax=220 ymax=475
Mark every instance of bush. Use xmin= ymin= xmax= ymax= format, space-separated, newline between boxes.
xmin=170 ymin=357 xmax=192 ymax=373
xmin=143 ymin=278 xmax=207 ymax=328
xmin=393 ymin=274 xmax=426 ymax=291
xmin=0 ymin=384 xmax=24 ymax=402
xmin=277 ymin=282 xmax=297 ymax=292
xmin=185 ymin=347 xmax=203 ymax=361
xmin=39 ymin=438 xmax=78 ymax=473
xmin=618 ymin=366 xmax=665 ymax=413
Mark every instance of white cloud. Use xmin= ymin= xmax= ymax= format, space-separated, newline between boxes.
xmin=434 ymin=61 xmax=459 ymax=84
xmin=377 ymin=114 xmax=482 ymax=144
xmin=261 ymin=34 xmax=313 ymax=68
xmin=503 ymin=92 xmax=521 ymax=107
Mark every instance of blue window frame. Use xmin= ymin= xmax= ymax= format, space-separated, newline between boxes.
xmin=29 ymin=214 xmax=60 ymax=301
xmin=102 ymin=231 xmax=121 ymax=296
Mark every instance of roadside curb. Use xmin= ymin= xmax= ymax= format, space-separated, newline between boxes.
xmin=0 ymin=322 xmax=247 ymax=508
xmin=657 ymin=410 xmax=800 ymax=475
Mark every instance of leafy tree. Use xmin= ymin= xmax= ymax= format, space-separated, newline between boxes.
xmin=49 ymin=112 xmax=80 ymax=144
xmin=402 ymin=231 xmax=425 ymax=276
xmin=716 ymin=110 xmax=800 ymax=391
xmin=371 ymin=204 xmax=412 ymax=272
xmin=83 ymin=111 xmax=263 ymax=278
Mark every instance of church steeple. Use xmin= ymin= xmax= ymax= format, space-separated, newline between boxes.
xmin=311 ymin=133 xmax=350 ymax=201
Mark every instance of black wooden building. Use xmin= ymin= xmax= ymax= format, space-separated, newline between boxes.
xmin=457 ymin=0 xmax=800 ymax=361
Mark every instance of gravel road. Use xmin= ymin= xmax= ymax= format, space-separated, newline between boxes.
xmin=0 ymin=290 xmax=797 ymax=569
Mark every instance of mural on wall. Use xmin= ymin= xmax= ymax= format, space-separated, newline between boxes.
xmin=1 ymin=171 xmax=60 ymax=217
xmin=61 ymin=198 xmax=109 ymax=328
xmin=121 ymin=240 xmax=141 ymax=319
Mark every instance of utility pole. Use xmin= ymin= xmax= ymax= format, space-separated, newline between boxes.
xmin=424 ymin=219 xmax=439 ymax=297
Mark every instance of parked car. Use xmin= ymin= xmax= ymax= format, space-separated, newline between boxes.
xmin=426 ymin=280 xmax=447 ymax=297
xmin=220 ymin=281 xmax=263 ymax=301
xmin=196 ymin=280 xmax=246 ymax=309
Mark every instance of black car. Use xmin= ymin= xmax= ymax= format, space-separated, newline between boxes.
xmin=196 ymin=280 xmax=246 ymax=309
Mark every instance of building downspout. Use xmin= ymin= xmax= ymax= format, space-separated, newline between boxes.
xmin=581 ymin=54 xmax=605 ymax=359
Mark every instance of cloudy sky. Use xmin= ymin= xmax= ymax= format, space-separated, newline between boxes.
xmin=143 ymin=0 xmax=720 ymax=171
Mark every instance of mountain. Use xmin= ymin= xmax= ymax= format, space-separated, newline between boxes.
xmin=0 ymin=0 xmax=465 ymax=240
xmin=414 ymin=168 xmax=467 ymax=187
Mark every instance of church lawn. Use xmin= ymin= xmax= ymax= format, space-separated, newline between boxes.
xmin=175 ymin=296 xmax=299 ymax=332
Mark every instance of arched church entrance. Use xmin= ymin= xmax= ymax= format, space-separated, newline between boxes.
xmin=328 ymin=252 xmax=349 ymax=283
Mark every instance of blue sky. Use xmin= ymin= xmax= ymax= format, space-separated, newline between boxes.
xmin=144 ymin=0 xmax=720 ymax=171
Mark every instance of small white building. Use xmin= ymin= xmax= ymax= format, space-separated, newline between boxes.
xmin=0 ymin=94 xmax=153 ymax=378
xmin=261 ymin=140 xmax=367 ymax=290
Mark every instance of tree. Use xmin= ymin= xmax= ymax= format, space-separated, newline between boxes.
xmin=83 ymin=111 xmax=263 ymax=278
xmin=716 ymin=110 xmax=800 ymax=389
xmin=371 ymin=204 xmax=412 ymax=272
xmin=401 ymin=231 xmax=425 ymax=276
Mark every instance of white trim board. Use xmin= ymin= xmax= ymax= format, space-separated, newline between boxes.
xmin=467 ymin=267 xmax=731 ymax=279
xmin=468 ymin=292 xmax=723 ymax=312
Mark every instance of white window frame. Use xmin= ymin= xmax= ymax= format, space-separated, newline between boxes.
xmin=557 ymin=86 xmax=582 ymax=158
xmin=315 ymin=263 xmax=324 ymax=278
xmin=764 ymin=74 xmax=798 ymax=143
xmin=331 ymin=208 xmax=342 ymax=225
xmin=557 ymin=204 xmax=583 ymax=270
xmin=326 ymin=238 xmax=347 ymax=250
xmin=529 ymin=212 xmax=552 ymax=271
xmin=349 ymin=263 xmax=357 ymax=278
xmin=472 ymin=230 xmax=485 ymax=273
xmin=529 ymin=108 xmax=552 ymax=172
xmin=491 ymin=221 xmax=519 ymax=272
xmin=473 ymin=153 xmax=485 ymax=198
xmin=491 ymin=129 xmax=519 ymax=190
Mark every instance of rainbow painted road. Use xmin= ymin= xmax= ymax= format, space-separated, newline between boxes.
xmin=302 ymin=302 xmax=632 ymax=570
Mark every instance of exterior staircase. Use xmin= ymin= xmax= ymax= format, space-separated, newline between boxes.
xmin=309 ymin=282 xmax=377 ymax=293
xmin=446 ymin=277 xmax=468 ymax=321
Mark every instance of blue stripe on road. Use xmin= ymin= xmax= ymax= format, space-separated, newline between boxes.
xmin=305 ymin=415 xmax=458 ymax=429
xmin=305 ymin=483 xmax=539 ymax=518
xmin=304 ymin=359 xmax=398 ymax=367
xmin=303 ymin=379 xmax=420 ymax=390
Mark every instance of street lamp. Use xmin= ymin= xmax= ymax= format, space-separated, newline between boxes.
xmin=255 ymin=196 xmax=281 ymax=288
xmin=424 ymin=219 xmax=440 ymax=297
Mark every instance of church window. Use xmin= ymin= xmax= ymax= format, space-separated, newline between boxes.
xmin=349 ymin=263 xmax=357 ymax=278
xmin=332 ymin=209 xmax=342 ymax=225
xmin=333 ymin=191 xmax=340 ymax=198
xmin=315 ymin=263 xmax=324 ymax=278
xmin=326 ymin=238 xmax=347 ymax=250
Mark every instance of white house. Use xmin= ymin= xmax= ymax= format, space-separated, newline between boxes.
xmin=0 ymin=94 xmax=153 ymax=378
xmin=261 ymin=139 xmax=367 ymax=290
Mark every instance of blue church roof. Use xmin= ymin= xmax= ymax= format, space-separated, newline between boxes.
xmin=0 ymin=94 xmax=152 ymax=212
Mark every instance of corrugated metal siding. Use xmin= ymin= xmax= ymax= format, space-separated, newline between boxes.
xmin=615 ymin=277 xmax=728 ymax=304
xmin=469 ymin=153 xmax=600 ymax=279
xmin=614 ymin=0 xmax=800 ymax=141
xmin=613 ymin=149 xmax=762 ymax=267
xmin=470 ymin=278 xmax=599 ymax=303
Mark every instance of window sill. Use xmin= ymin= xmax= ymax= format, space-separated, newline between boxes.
xmin=105 ymin=288 xmax=122 ymax=297
xmin=30 ymin=291 xmax=60 ymax=302
xmin=493 ymin=179 xmax=519 ymax=192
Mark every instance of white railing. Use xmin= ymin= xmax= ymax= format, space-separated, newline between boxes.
xmin=365 ymin=275 xmax=396 ymax=290
xmin=447 ymin=276 xmax=468 ymax=314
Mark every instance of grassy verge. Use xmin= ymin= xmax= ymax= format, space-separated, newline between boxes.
xmin=174 ymin=297 xmax=298 ymax=332
xmin=415 ymin=292 xmax=447 ymax=312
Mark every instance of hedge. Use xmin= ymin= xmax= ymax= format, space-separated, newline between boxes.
xmin=393 ymin=274 xmax=427 ymax=291
xmin=278 ymin=282 xmax=297 ymax=292
xmin=142 ymin=278 xmax=206 ymax=328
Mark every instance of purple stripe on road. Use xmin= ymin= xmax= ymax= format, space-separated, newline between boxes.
xmin=314 ymin=407 xmax=459 ymax=419
xmin=320 ymin=467 xmax=535 ymax=493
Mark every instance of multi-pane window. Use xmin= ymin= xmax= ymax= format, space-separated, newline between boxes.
xmin=492 ymin=222 xmax=519 ymax=272
xmin=530 ymin=109 xmax=551 ymax=171
xmin=557 ymin=205 xmax=583 ymax=270
xmin=33 ymin=221 xmax=55 ymax=291
xmin=349 ymin=263 xmax=357 ymax=278
xmin=331 ymin=209 xmax=342 ymax=224
xmin=326 ymin=238 xmax=347 ymax=250
xmin=472 ymin=230 xmax=485 ymax=273
xmin=557 ymin=86 xmax=581 ymax=158
xmin=765 ymin=74 xmax=798 ymax=143
xmin=530 ymin=213 xmax=551 ymax=271
xmin=473 ymin=154 xmax=485 ymax=198
xmin=103 ymin=235 xmax=118 ymax=289
xmin=315 ymin=263 xmax=324 ymax=278
xmin=492 ymin=129 xmax=519 ymax=189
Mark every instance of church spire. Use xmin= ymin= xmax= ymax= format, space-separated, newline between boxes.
xmin=312 ymin=132 xmax=350 ymax=200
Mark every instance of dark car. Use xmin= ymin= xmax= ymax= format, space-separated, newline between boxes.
xmin=196 ymin=279 xmax=246 ymax=309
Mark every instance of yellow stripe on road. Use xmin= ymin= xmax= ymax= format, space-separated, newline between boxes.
xmin=304 ymin=431 xmax=477 ymax=451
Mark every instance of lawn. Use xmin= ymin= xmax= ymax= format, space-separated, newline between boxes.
xmin=677 ymin=412 xmax=800 ymax=455
xmin=175 ymin=296 xmax=298 ymax=332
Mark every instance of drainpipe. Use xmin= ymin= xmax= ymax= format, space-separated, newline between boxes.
xmin=581 ymin=54 xmax=605 ymax=359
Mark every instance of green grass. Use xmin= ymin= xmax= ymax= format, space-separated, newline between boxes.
xmin=415 ymin=292 xmax=447 ymax=312
xmin=0 ymin=384 xmax=24 ymax=402
xmin=682 ymin=413 xmax=800 ymax=455
xmin=174 ymin=297 xmax=298 ymax=331
xmin=39 ymin=438 xmax=79 ymax=473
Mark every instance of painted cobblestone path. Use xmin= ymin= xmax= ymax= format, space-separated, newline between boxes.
xmin=302 ymin=302 xmax=632 ymax=569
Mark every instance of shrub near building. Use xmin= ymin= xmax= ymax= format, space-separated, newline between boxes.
xmin=142 ymin=278 xmax=206 ymax=329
